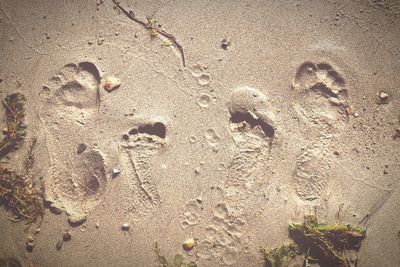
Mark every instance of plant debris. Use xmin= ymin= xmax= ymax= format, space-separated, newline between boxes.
xmin=0 ymin=166 xmax=44 ymax=223
xmin=261 ymin=215 xmax=366 ymax=267
xmin=112 ymin=0 xmax=186 ymax=67
xmin=155 ymin=242 xmax=197 ymax=267
xmin=0 ymin=93 xmax=27 ymax=158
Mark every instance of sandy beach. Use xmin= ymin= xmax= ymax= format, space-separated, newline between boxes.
xmin=0 ymin=0 xmax=399 ymax=266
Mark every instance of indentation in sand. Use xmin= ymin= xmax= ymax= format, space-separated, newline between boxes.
xmin=119 ymin=120 xmax=166 ymax=214
xmin=39 ymin=62 xmax=106 ymax=221
xmin=292 ymin=62 xmax=349 ymax=201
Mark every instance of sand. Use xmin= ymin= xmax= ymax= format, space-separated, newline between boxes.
xmin=0 ymin=0 xmax=399 ymax=266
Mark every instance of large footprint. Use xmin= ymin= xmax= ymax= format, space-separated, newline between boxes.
xmin=196 ymin=86 xmax=275 ymax=265
xmin=292 ymin=62 xmax=348 ymax=201
xmin=39 ymin=62 xmax=106 ymax=223
xmin=118 ymin=120 xmax=166 ymax=215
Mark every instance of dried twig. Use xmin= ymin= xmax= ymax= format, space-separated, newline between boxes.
xmin=112 ymin=0 xmax=186 ymax=67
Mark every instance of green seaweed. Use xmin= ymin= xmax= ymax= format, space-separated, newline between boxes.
xmin=262 ymin=215 xmax=366 ymax=267
xmin=155 ymin=242 xmax=197 ymax=267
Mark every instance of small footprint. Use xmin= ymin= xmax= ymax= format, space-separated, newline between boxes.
xmin=39 ymin=62 xmax=106 ymax=221
xmin=119 ymin=120 xmax=166 ymax=214
xmin=291 ymin=62 xmax=349 ymax=201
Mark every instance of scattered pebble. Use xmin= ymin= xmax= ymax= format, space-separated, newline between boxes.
xmin=103 ymin=76 xmax=121 ymax=92
xmin=95 ymin=222 xmax=100 ymax=228
xmin=26 ymin=241 xmax=34 ymax=252
xmin=77 ymin=143 xmax=87 ymax=154
xmin=182 ymin=238 xmax=195 ymax=251
xmin=63 ymin=231 xmax=72 ymax=242
xmin=379 ymin=91 xmax=389 ymax=100
xmin=121 ymin=223 xmax=130 ymax=231
xmin=112 ymin=168 xmax=121 ymax=175
xmin=353 ymin=112 xmax=360 ymax=118
xmin=221 ymin=38 xmax=230 ymax=50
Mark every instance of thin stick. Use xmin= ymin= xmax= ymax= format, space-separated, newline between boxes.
xmin=112 ymin=0 xmax=186 ymax=67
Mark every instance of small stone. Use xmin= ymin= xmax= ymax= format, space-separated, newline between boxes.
xmin=77 ymin=143 xmax=87 ymax=154
xmin=103 ymin=76 xmax=121 ymax=92
xmin=379 ymin=91 xmax=389 ymax=100
xmin=95 ymin=222 xmax=100 ymax=228
xmin=88 ymin=40 xmax=93 ymax=45
xmin=112 ymin=168 xmax=121 ymax=177
xmin=353 ymin=112 xmax=360 ymax=118
xmin=26 ymin=241 xmax=34 ymax=252
xmin=221 ymin=39 xmax=230 ymax=50
xmin=194 ymin=167 xmax=201 ymax=175
xmin=63 ymin=231 xmax=72 ymax=242
xmin=121 ymin=223 xmax=130 ymax=231
xmin=182 ymin=238 xmax=195 ymax=251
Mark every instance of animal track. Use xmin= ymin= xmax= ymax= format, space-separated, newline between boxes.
xmin=119 ymin=121 xmax=166 ymax=214
xmin=292 ymin=62 xmax=349 ymax=201
xmin=190 ymin=63 xmax=211 ymax=86
xmin=39 ymin=62 xmax=106 ymax=221
xmin=195 ymin=203 xmax=246 ymax=265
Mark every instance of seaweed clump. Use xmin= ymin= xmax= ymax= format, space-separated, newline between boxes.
xmin=155 ymin=242 xmax=197 ymax=267
xmin=262 ymin=215 xmax=366 ymax=267
xmin=0 ymin=93 xmax=27 ymax=158
xmin=0 ymin=93 xmax=44 ymax=223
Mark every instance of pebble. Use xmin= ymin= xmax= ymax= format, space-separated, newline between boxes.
xmin=353 ymin=112 xmax=360 ymax=118
xmin=103 ymin=76 xmax=121 ymax=92
xmin=379 ymin=91 xmax=389 ymax=100
xmin=121 ymin=223 xmax=130 ymax=231
xmin=63 ymin=231 xmax=72 ymax=242
xmin=26 ymin=241 xmax=34 ymax=252
xmin=182 ymin=238 xmax=195 ymax=251
xmin=112 ymin=168 xmax=121 ymax=177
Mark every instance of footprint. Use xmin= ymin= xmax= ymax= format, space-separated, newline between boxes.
xmin=119 ymin=120 xmax=166 ymax=214
xmin=39 ymin=62 xmax=106 ymax=221
xmin=291 ymin=62 xmax=348 ymax=201
xmin=226 ymin=86 xmax=275 ymax=196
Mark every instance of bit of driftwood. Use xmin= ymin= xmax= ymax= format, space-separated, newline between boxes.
xmin=112 ymin=0 xmax=186 ymax=67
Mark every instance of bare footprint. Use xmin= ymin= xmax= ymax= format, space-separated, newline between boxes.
xmin=39 ymin=62 xmax=106 ymax=222
xmin=196 ymin=86 xmax=275 ymax=265
xmin=291 ymin=62 xmax=349 ymax=201
xmin=119 ymin=120 xmax=166 ymax=215
xmin=225 ymin=86 xmax=275 ymax=198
